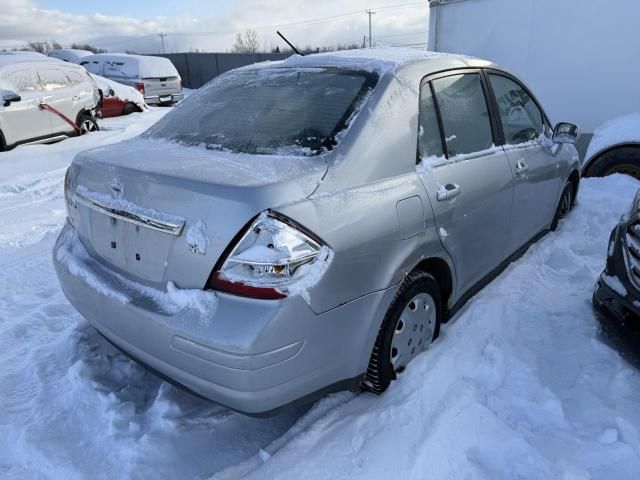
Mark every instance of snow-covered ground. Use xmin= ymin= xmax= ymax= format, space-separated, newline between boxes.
xmin=2 ymin=108 xmax=640 ymax=479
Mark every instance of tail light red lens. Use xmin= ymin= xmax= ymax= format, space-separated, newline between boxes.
xmin=135 ymin=82 xmax=145 ymax=94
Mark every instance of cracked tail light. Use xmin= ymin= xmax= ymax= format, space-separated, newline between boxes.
xmin=207 ymin=212 xmax=330 ymax=300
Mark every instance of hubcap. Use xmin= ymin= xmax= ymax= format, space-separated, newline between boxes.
xmin=80 ymin=120 xmax=96 ymax=133
xmin=605 ymin=164 xmax=640 ymax=180
xmin=390 ymin=292 xmax=436 ymax=372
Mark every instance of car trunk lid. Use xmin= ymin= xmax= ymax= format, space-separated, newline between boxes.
xmin=69 ymin=138 xmax=327 ymax=290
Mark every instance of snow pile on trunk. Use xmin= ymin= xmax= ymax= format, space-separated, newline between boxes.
xmin=185 ymin=220 xmax=209 ymax=255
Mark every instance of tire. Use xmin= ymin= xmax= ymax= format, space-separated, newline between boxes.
xmin=585 ymin=147 xmax=640 ymax=180
xmin=77 ymin=114 xmax=99 ymax=135
xmin=363 ymin=271 xmax=442 ymax=394
xmin=551 ymin=181 xmax=574 ymax=231
xmin=123 ymin=103 xmax=138 ymax=115
xmin=0 ymin=129 xmax=6 ymax=152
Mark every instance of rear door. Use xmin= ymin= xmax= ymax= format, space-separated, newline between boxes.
xmin=37 ymin=67 xmax=76 ymax=134
xmin=486 ymin=72 xmax=562 ymax=251
xmin=416 ymin=71 xmax=515 ymax=296
xmin=0 ymin=67 xmax=51 ymax=144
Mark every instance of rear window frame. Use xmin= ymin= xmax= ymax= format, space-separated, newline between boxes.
xmin=147 ymin=66 xmax=379 ymax=156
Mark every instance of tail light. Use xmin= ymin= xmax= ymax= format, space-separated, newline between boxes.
xmin=207 ymin=212 xmax=333 ymax=301
xmin=135 ymin=82 xmax=145 ymax=94
xmin=179 ymin=78 xmax=183 ymax=91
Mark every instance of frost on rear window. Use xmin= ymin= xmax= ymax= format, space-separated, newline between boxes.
xmin=147 ymin=67 xmax=377 ymax=156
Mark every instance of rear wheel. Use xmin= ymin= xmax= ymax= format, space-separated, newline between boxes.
xmin=551 ymin=181 xmax=574 ymax=231
xmin=123 ymin=103 xmax=138 ymax=115
xmin=363 ymin=271 xmax=442 ymax=394
xmin=0 ymin=129 xmax=6 ymax=152
xmin=77 ymin=114 xmax=99 ymax=135
xmin=586 ymin=147 xmax=640 ymax=180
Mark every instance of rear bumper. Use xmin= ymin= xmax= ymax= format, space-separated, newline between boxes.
xmin=145 ymin=93 xmax=184 ymax=105
xmin=53 ymin=223 xmax=391 ymax=414
xmin=593 ymin=219 xmax=640 ymax=347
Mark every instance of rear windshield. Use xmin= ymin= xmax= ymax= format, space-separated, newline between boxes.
xmin=147 ymin=68 xmax=377 ymax=156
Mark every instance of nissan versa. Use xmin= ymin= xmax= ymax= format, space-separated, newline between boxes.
xmin=54 ymin=49 xmax=581 ymax=415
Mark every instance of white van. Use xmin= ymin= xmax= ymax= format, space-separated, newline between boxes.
xmin=0 ymin=55 xmax=100 ymax=151
xmin=80 ymin=53 xmax=183 ymax=106
xmin=428 ymin=0 xmax=640 ymax=178
xmin=49 ymin=49 xmax=93 ymax=64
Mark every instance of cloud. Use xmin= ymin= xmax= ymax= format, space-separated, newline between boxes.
xmin=0 ymin=0 xmax=429 ymax=53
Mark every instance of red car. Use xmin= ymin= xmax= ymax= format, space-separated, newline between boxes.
xmin=89 ymin=73 xmax=146 ymax=118
xmin=100 ymin=95 xmax=142 ymax=118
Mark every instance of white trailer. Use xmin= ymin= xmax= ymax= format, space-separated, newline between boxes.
xmin=428 ymin=0 xmax=640 ymax=177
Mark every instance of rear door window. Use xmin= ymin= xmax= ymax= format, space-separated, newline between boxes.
xmin=432 ymin=73 xmax=494 ymax=157
xmin=39 ymin=69 xmax=70 ymax=90
xmin=489 ymin=74 xmax=544 ymax=145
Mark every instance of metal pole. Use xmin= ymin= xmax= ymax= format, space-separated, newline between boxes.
xmin=158 ymin=33 xmax=166 ymax=54
xmin=366 ymin=10 xmax=376 ymax=48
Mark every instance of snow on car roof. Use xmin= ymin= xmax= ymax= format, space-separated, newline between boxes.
xmin=82 ymin=53 xmax=179 ymax=78
xmin=0 ymin=53 xmax=59 ymax=69
xmin=248 ymin=47 xmax=483 ymax=75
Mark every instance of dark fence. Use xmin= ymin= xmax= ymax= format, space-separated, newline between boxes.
xmin=154 ymin=53 xmax=290 ymax=89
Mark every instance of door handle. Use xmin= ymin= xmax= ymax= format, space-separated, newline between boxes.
xmin=72 ymin=96 xmax=80 ymax=101
xmin=515 ymin=160 xmax=529 ymax=175
xmin=436 ymin=183 xmax=461 ymax=201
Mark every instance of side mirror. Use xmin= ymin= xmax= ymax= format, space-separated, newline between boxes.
xmin=553 ymin=122 xmax=580 ymax=144
xmin=108 ymin=88 xmax=115 ymax=97
xmin=2 ymin=91 xmax=21 ymax=107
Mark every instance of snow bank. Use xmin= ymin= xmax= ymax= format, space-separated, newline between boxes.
xmin=585 ymin=113 xmax=640 ymax=164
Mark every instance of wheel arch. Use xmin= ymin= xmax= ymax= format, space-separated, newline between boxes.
xmin=411 ymin=256 xmax=454 ymax=313
xmin=583 ymin=143 xmax=640 ymax=177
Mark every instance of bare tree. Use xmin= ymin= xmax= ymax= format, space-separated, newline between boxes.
xmin=70 ymin=43 xmax=106 ymax=54
xmin=231 ymin=30 xmax=260 ymax=54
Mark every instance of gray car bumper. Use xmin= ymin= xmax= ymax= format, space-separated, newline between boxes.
xmin=53 ymin=224 xmax=393 ymax=414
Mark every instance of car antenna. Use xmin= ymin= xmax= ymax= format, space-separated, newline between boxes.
xmin=277 ymin=31 xmax=305 ymax=56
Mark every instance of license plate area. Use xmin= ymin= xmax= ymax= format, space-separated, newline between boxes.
xmin=160 ymin=95 xmax=172 ymax=102
xmin=89 ymin=211 xmax=173 ymax=282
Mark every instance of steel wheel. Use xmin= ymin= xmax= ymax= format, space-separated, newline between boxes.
xmin=363 ymin=271 xmax=442 ymax=394
xmin=80 ymin=119 xmax=97 ymax=134
xmin=390 ymin=292 xmax=436 ymax=373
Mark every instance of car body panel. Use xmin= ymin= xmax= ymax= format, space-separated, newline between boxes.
xmin=54 ymin=49 xmax=579 ymax=413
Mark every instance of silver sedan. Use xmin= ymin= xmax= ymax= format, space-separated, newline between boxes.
xmin=54 ymin=49 xmax=580 ymax=415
